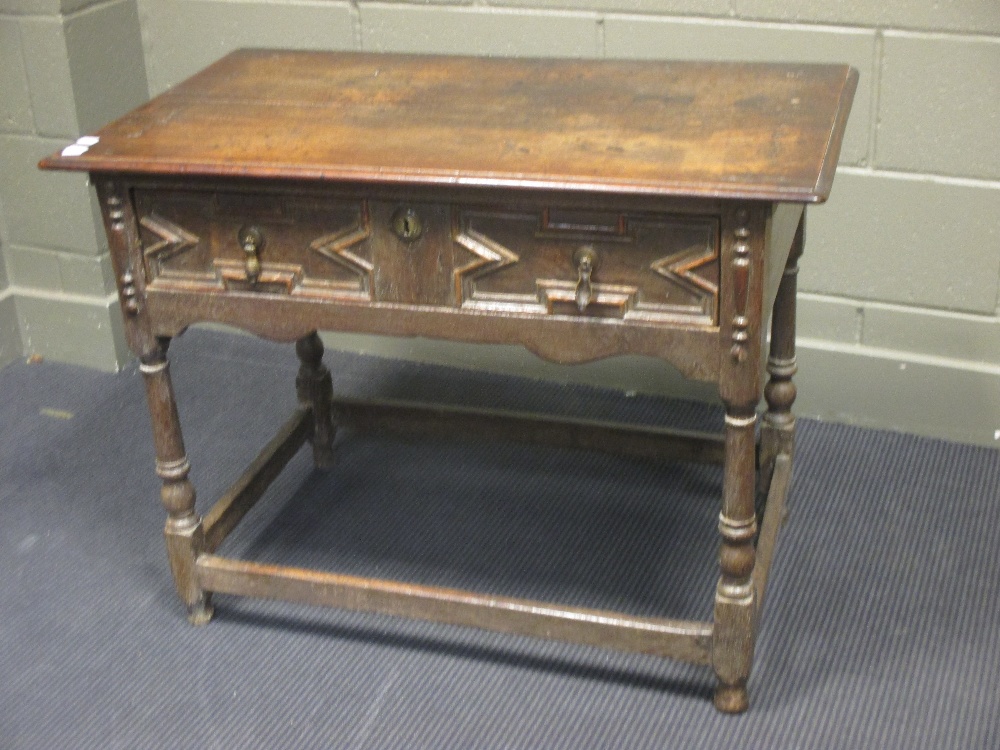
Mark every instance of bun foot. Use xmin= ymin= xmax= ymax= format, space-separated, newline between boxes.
xmin=313 ymin=443 xmax=336 ymax=470
xmin=186 ymin=597 xmax=214 ymax=626
xmin=714 ymin=683 xmax=749 ymax=714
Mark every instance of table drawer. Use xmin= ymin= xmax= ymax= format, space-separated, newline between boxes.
xmin=135 ymin=188 xmax=375 ymax=299
xmin=455 ymin=207 xmax=719 ymax=325
xmin=134 ymin=188 xmax=720 ymax=326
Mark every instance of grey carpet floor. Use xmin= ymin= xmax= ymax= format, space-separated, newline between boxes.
xmin=1 ymin=328 xmax=998 ymax=749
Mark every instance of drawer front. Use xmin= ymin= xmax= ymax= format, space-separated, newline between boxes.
xmin=455 ymin=207 xmax=718 ymax=325
xmin=134 ymin=188 xmax=374 ymax=299
xmin=133 ymin=188 xmax=719 ymax=327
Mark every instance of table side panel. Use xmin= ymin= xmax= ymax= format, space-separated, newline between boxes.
xmin=762 ymin=203 xmax=805 ymax=324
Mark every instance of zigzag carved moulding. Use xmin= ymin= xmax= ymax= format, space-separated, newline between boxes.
xmin=141 ymin=214 xmax=200 ymax=278
xmin=136 ymin=192 xmax=373 ymax=300
xmin=650 ymin=243 xmax=719 ymax=310
xmin=454 ymin=208 xmax=719 ymax=324
xmin=304 ymin=202 xmax=373 ymax=298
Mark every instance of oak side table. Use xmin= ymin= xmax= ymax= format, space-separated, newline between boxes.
xmin=42 ymin=51 xmax=856 ymax=713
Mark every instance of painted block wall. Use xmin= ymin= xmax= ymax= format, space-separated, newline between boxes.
xmin=0 ymin=0 xmax=147 ymax=369
xmin=1 ymin=0 xmax=998 ymax=447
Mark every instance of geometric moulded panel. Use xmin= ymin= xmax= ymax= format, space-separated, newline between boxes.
xmin=454 ymin=207 xmax=719 ymax=325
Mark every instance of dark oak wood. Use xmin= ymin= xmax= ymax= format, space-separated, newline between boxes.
xmin=142 ymin=280 xmax=723 ymax=376
xmin=195 ymin=554 xmax=715 ymax=664
xmin=760 ymin=214 xmax=804 ymax=498
xmin=752 ymin=454 xmax=792 ymax=616
xmin=123 ymin=182 xmax=725 ymax=374
xmin=295 ymin=332 xmax=336 ymax=468
xmin=139 ymin=341 xmax=212 ymax=625
xmin=202 ymin=407 xmax=311 ymax=553
xmin=329 ymin=397 xmax=727 ymax=465
xmin=41 ymin=50 xmax=857 ymax=202
xmin=40 ymin=51 xmax=856 ymax=713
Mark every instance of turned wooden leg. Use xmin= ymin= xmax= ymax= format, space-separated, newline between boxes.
xmin=140 ymin=339 xmax=213 ymax=625
xmin=759 ymin=215 xmax=803 ymax=499
xmin=712 ymin=403 xmax=758 ymax=713
xmin=296 ymin=331 xmax=336 ymax=468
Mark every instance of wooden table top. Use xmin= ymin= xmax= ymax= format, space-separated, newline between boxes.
xmin=41 ymin=50 xmax=857 ymax=202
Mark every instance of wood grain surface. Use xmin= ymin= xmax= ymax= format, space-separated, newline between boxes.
xmin=41 ymin=50 xmax=857 ymax=202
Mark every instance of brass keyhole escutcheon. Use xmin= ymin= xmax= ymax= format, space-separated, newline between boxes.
xmin=238 ymin=225 xmax=265 ymax=284
xmin=392 ymin=207 xmax=423 ymax=242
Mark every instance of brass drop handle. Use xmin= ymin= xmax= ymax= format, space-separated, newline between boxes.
xmin=573 ymin=245 xmax=598 ymax=312
xmin=238 ymin=225 xmax=264 ymax=284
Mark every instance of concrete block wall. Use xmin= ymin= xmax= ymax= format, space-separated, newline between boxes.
xmin=3 ymin=0 xmax=998 ymax=446
xmin=0 ymin=0 xmax=147 ymax=370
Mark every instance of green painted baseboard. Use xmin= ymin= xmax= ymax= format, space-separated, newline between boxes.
xmin=3 ymin=287 xmax=127 ymax=372
xmin=0 ymin=290 xmax=23 ymax=370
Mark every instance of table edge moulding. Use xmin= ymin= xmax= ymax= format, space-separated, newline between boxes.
xmin=40 ymin=50 xmax=858 ymax=713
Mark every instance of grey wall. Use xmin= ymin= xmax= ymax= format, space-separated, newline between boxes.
xmin=0 ymin=0 xmax=147 ymax=369
xmin=2 ymin=0 xmax=998 ymax=447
